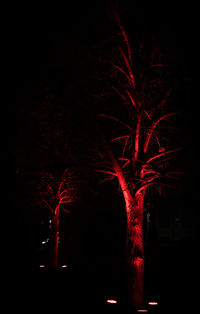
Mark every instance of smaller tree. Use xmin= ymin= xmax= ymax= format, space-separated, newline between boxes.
xmin=40 ymin=168 xmax=78 ymax=268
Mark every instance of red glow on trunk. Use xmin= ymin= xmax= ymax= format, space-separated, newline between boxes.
xmin=125 ymin=192 xmax=145 ymax=307
xmin=49 ymin=214 xmax=59 ymax=268
xmin=134 ymin=257 xmax=144 ymax=268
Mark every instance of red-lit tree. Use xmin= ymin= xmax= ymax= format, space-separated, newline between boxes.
xmin=94 ymin=9 xmax=182 ymax=307
xmin=40 ymin=169 xmax=78 ymax=268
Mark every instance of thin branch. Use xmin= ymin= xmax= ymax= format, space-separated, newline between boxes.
xmin=112 ymin=63 xmax=132 ymax=86
xmin=144 ymin=110 xmax=152 ymax=120
xmin=99 ymin=175 xmax=117 ymax=183
xmin=46 ymin=183 xmax=54 ymax=194
xmin=118 ymin=157 xmax=131 ymax=168
xmin=57 ymin=181 xmax=63 ymax=198
xmin=125 ymin=89 xmax=137 ymax=109
xmin=97 ymin=114 xmax=133 ymax=131
xmin=118 ymin=46 xmax=135 ymax=89
xmin=165 ymin=171 xmax=185 ymax=179
xmin=143 ymin=174 xmax=160 ymax=185
xmin=110 ymin=3 xmax=133 ymax=68
xmin=112 ymin=86 xmax=129 ymax=105
xmin=111 ymin=135 xmax=130 ymax=142
xmin=146 ymin=147 xmax=182 ymax=164
xmin=144 ymin=112 xmax=179 ymax=153
xmin=93 ymin=169 xmax=117 ymax=177
xmin=141 ymin=169 xmax=159 ymax=179
xmin=150 ymin=64 xmax=170 ymax=68
xmin=60 ymin=196 xmax=71 ymax=202
xmin=62 ymin=208 xmax=71 ymax=213
xmin=60 ymin=189 xmax=70 ymax=198
xmin=42 ymin=199 xmax=54 ymax=214
xmin=157 ymin=90 xmax=171 ymax=110
xmin=134 ymin=114 xmax=142 ymax=162
xmin=135 ymin=182 xmax=157 ymax=197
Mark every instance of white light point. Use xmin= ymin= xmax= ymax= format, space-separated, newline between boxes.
xmin=148 ymin=301 xmax=158 ymax=306
xmin=107 ymin=299 xmax=118 ymax=304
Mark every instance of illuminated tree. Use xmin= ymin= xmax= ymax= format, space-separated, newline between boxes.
xmin=95 ymin=8 xmax=182 ymax=307
xmin=40 ymin=169 xmax=79 ymax=268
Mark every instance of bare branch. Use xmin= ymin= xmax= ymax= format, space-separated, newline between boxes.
xmin=112 ymin=86 xmax=129 ymax=105
xmin=46 ymin=183 xmax=54 ymax=195
xmin=93 ymin=169 xmax=117 ymax=177
xmin=157 ymin=90 xmax=171 ymax=110
xmin=60 ymin=189 xmax=70 ymax=198
xmin=110 ymin=3 xmax=133 ymax=69
xmin=165 ymin=171 xmax=185 ymax=180
xmin=122 ymin=135 xmax=130 ymax=158
xmin=118 ymin=157 xmax=131 ymax=168
xmin=144 ymin=110 xmax=152 ymax=120
xmin=150 ymin=64 xmax=170 ymax=68
xmin=62 ymin=208 xmax=71 ymax=213
xmin=42 ymin=198 xmax=54 ymax=214
xmin=135 ymin=182 xmax=157 ymax=197
xmin=57 ymin=181 xmax=63 ymax=198
xmin=111 ymin=135 xmax=130 ymax=142
xmin=97 ymin=114 xmax=133 ymax=131
xmin=144 ymin=112 xmax=179 ymax=153
xmin=60 ymin=197 xmax=73 ymax=205
xmin=118 ymin=45 xmax=135 ymax=89
xmin=125 ymin=89 xmax=137 ymax=109
xmin=112 ymin=63 xmax=132 ymax=86
xmin=134 ymin=115 xmax=142 ymax=163
xmin=146 ymin=147 xmax=182 ymax=164
xmin=143 ymin=174 xmax=160 ymax=185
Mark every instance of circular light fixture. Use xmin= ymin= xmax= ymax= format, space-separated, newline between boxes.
xmin=106 ymin=299 xmax=118 ymax=304
xmin=148 ymin=301 xmax=158 ymax=306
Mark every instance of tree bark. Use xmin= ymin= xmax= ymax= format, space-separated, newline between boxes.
xmin=96 ymin=124 xmax=145 ymax=306
xmin=125 ymin=192 xmax=145 ymax=307
xmin=49 ymin=214 xmax=59 ymax=268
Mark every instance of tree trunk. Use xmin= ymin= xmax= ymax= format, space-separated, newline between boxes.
xmin=125 ymin=192 xmax=145 ymax=307
xmin=49 ymin=214 xmax=59 ymax=268
xmin=96 ymin=125 xmax=145 ymax=306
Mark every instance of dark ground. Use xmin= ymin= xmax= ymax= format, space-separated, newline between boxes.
xmin=8 ymin=244 xmax=195 ymax=313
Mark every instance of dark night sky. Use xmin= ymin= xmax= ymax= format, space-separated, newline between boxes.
xmin=9 ymin=1 xmax=195 ymax=188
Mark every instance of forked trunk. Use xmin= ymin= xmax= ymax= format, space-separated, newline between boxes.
xmin=49 ymin=214 xmax=59 ymax=268
xmin=96 ymin=126 xmax=145 ymax=306
xmin=125 ymin=192 xmax=145 ymax=307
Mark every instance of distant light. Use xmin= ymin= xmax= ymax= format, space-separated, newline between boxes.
xmin=61 ymin=265 xmax=68 ymax=268
xmin=107 ymin=299 xmax=118 ymax=304
xmin=148 ymin=301 xmax=158 ymax=306
xmin=147 ymin=212 xmax=150 ymax=224
xmin=137 ymin=310 xmax=148 ymax=313
xmin=42 ymin=238 xmax=49 ymax=245
xmin=39 ymin=265 xmax=45 ymax=268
